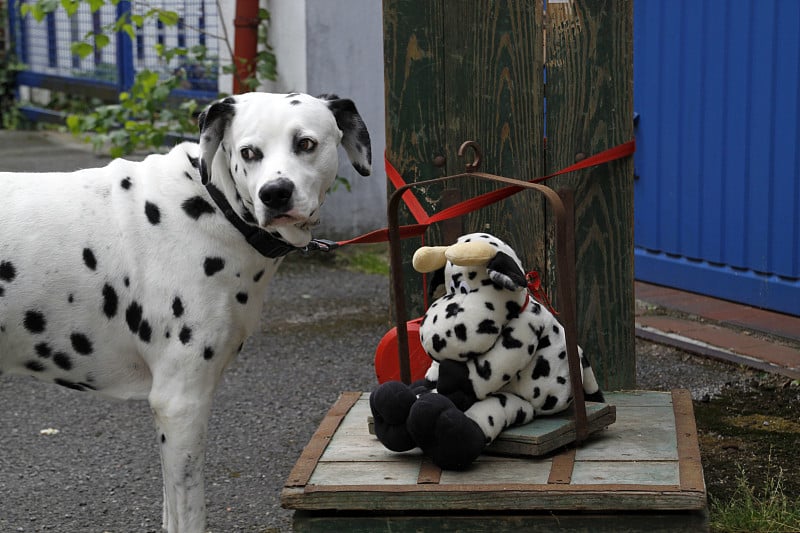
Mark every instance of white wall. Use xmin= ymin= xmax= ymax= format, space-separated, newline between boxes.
xmin=265 ymin=0 xmax=387 ymax=239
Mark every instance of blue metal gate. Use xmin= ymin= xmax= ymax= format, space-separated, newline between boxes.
xmin=634 ymin=0 xmax=800 ymax=316
xmin=8 ymin=0 xmax=219 ymax=118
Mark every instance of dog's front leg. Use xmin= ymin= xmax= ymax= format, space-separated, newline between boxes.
xmin=149 ymin=381 xmax=214 ymax=533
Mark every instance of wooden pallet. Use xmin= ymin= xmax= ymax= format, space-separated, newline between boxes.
xmin=282 ymin=390 xmax=707 ymax=532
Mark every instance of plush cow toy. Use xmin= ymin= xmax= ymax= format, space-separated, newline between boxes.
xmin=370 ymin=232 xmax=604 ymax=469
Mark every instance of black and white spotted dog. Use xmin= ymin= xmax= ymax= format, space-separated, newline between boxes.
xmin=0 ymin=92 xmax=371 ymax=532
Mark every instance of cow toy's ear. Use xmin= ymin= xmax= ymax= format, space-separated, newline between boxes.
xmin=487 ymin=252 xmax=527 ymax=291
xmin=197 ymin=96 xmax=237 ymax=184
xmin=444 ymin=241 xmax=497 ymax=267
xmin=318 ymin=94 xmax=372 ymax=177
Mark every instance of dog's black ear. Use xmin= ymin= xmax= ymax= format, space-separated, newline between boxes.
xmin=487 ymin=252 xmax=527 ymax=291
xmin=319 ymin=94 xmax=372 ymax=177
xmin=198 ymin=96 xmax=237 ymax=185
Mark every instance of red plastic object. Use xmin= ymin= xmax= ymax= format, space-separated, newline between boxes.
xmin=374 ymin=317 xmax=430 ymax=384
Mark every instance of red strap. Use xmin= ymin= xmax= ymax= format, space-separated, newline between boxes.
xmin=337 ymin=140 xmax=635 ymax=247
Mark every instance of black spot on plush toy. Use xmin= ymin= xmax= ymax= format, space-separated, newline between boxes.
xmin=370 ymin=232 xmax=604 ymax=470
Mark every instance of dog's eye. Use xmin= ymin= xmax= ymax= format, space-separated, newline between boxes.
xmin=240 ymin=147 xmax=262 ymax=162
xmin=296 ymin=137 xmax=317 ymax=153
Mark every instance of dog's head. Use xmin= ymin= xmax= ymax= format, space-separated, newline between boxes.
xmin=197 ymin=92 xmax=372 ymax=247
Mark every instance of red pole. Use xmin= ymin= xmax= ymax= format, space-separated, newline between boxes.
xmin=233 ymin=0 xmax=259 ymax=94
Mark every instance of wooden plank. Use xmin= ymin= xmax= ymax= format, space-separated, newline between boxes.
xmin=293 ymin=510 xmax=709 ymax=533
xmin=284 ymin=391 xmax=361 ymax=487
xmin=281 ymin=391 xmax=707 ymax=514
xmin=672 ymin=389 xmax=706 ymax=493
xmin=283 ymin=485 xmax=705 ymax=512
xmin=545 ymin=0 xmax=635 ymax=389
xmin=487 ymin=403 xmax=615 ymax=456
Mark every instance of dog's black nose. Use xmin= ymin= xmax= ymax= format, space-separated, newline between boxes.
xmin=259 ymin=178 xmax=295 ymax=211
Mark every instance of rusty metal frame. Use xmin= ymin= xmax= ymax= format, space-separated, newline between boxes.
xmin=387 ymin=141 xmax=588 ymax=443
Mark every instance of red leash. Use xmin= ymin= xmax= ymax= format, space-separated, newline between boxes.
xmin=333 ymin=140 xmax=635 ymax=248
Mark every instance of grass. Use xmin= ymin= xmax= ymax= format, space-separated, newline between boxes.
xmin=710 ymin=460 xmax=800 ymax=533
xmin=333 ymin=243 xmax=390 ymax=276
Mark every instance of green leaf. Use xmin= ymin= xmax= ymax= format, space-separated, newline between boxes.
xmin=87 ymin=0 xmax=105 ymax=13
xmin=94 ymin=33 xmax=110 ymax=49
xmin=71 ymin=42 xmax=94 ymax=59
xmin=157 ymin=9 xmax=180 ymax=26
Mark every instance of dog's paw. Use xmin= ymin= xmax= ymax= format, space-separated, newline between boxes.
xmin=406 ymin=393 xmax=486 ymax=470
xmin=370 ymin=381 xmax=418 ymax=452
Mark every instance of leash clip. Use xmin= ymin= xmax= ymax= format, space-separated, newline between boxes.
xmin=302 ymin=238 xmax=340 ymax=254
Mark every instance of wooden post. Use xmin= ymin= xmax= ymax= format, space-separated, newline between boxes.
xmin=383 ymin=0 xmax=634 ymax=389
xmin=546 ymin=0 xmax=635 ymax=389
xmin=384 ymin=0 xmax=545 ymax=318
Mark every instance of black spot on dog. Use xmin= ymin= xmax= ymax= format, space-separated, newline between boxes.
xmin=83 ymin=248 xmax=97 ymax=270
xmin=204 ymin=257 xmax=225 ymax=276
xmin=53 ymin=352 xmax=72 ymax=370
xmin=139 ymin=320 xmax=152 ymax=343
xmin=25 ymin=360 xmax=46 ymax=372
xmin=502 ymin=373 xmax=511 ymax=381
xmin=431 ymin=334 xmax=447 ymax=353
xmin=532 ymin=357 xmax=550 ymax=379
xmin=236 ymin=292 xmax=248 ymax=304
xmin=537 ymin=334 xmax=551 ymax=350
xmin=477 ymin=319 xmax=499 ymax=335
xmin=542 ymin=395 xmax=559 ymax=411
xmin=553 ymin=324 xmax=561 ymax=335
xmin=492 ymin=393 xmax=508 ymax=407
xmin=558 ymin=350 xmax=567 ymax=359
xmin=35 ymin=343 xmax=52 ymax=358
xmin=253 ymin=269 xmax=265 ymax=282
xmin=533 ymin=386 xmax=540 ymax=399
xmin=0 ymin=261 xmax=15 ymax=282
xmin=506 ymin=300 xmax=521 ymax=320
xmin=488 ymin=416 xmax=495 ymax=427
xmin=476 ymin=359 xmax=491 ymax=379
xmin=172 ymin=297 xmax=184 ymax=318
xmin=179 ymin=325 xmax=192 ymax=345
xmin=126 ymin=302 xmax=143 ymax=334
xmin=102 ymin=284 xmax=118 ymax=318
xmin=290 ymin=99 xmax=301 ymax=105
xmin=453 ymin=323 xmax=467 ymax=341
xmin=513 ymin=408 xmax=527 ymax=425
xmin=24 ymin=310 xmax=46 ymax=333
xmin=500 ymin=327 xmax=523 ymax=349
xmin=484 ymin=302 xmax=494 ymax=311
xmin=203 ymin=346 xmax=214 ymax=360
xmin=445 ymin=303 xmax=465 ymax=318
xmin=124 ymin=277 xmax=130 ymax=287
xmin=556 ymin=376 xmax=567 ymax=385
xmin=145 ymin=201 xmax=161 ymax=225
xmin=70 ymin=333 xmax=93 ymax=355
xmin=121 ymin=177 xmax=132 ymax=190
xmin=182 ymin=196 xmax=215 ymax=219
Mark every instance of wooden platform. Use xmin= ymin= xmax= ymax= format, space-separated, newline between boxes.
xmin=282 ymin=390 xmax=708 ymax=532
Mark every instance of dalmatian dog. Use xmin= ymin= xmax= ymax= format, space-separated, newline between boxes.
xmin=0 ymin=92 xmax=371 ymax=532
xmin=370 ymin=232 xmax=603 ymax=469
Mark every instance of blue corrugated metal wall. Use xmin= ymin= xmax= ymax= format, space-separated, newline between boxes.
xmin=634 ymin=0 xmax=800 ymax=316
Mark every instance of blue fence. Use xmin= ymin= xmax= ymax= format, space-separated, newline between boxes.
xmin=634 ymin=0 xmax=800 ymax=316
xmin=8 ymin=0 xmax=220 ymax=116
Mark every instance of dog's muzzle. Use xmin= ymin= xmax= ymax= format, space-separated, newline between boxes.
xmin=259 ymin=178 xmax=294 ymax=215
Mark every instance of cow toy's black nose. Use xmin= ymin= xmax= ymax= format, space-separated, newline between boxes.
xmin=259 ymin=178 xmax=295 ymax=211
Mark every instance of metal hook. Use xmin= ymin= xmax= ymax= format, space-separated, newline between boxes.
xmin=458 ymin=140 xmax=483 ymax=172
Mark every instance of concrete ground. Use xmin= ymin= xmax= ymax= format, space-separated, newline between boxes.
xmin=0 ymin=130 xmax=796 ymax=532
